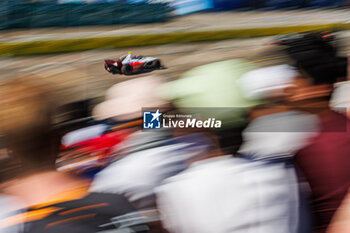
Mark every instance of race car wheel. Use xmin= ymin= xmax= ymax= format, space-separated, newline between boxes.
xmin=105 ymin=64 xmax=119 ymax=74
xmin=152 ymin=59 xmax=161 ymax=69
xmin=110 ymin=66 xmax=120 ymax=74
xmin=122 ymin=65 xmax=133 ymax=75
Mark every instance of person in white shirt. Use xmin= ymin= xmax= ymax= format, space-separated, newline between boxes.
xmin=155 ymin=64 xmax=318 ymax=233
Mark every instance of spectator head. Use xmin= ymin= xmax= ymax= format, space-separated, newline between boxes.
xmin=238 ymin=64 xmax=298 ymax=102
xmin=0 ymin=76 xmax=59 ymax=176
xmin=286 ymin=55 xmax=347 ymax=111
xmin=92 ymin=75 xmax=170 ymax=123
xmin=277 ymin=31 xmax=347 ymax=111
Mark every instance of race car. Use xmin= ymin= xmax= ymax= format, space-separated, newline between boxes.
xmin=104 ymin=53 xmax=162 ymax=75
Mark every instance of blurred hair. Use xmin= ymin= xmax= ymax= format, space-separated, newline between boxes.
xmin=283 ymin=32 xmax=347 ymax=85
xmin=0 ymin=76 xmax=60 ymax=175
xmin=297 ymin=56 xmax=347 ymax=85
xmin=286 ymin=32 xmax=337 ymax=62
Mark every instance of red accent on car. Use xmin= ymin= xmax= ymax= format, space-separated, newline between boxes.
xmin=130 ymin=62 xmax=145 ymax=67
xmin=129 ymin=62 xmax=144 ymax=72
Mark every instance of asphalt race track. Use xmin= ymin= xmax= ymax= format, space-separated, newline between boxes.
xmin=1 ymin=31 xmax=349 ymax=106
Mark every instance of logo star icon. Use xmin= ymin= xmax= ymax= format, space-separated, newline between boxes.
xmin=151 ymin=109 xmax=161 ymax=122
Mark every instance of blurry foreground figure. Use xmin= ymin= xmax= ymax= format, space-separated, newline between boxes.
xmin=0 ymin=77 xmax=149 ymax=233
xmin=330 ymin=55 xmax=350 ymax=118
xmin=91 ymin=75 xmax=216 ymax=210
xmin=160 ymin=60 xmax=262 ymax=154
xmin=327 ymin=190 xmax=350 ymax=233
xmin=288 ymin=55 xmax=350 ymax=233
xmin=331 ymin=80 xmax=350 ymax=117
xmin=274 ymin=32 xmax=350 ymax=232
xmin=239 ymin=64 xmax=321 ymax=233
xmin=156 ymin=62 xmax=308 ymax=233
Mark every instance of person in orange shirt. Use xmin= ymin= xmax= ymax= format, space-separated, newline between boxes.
xmin=0 ymin=77 xmax=150 ymax=233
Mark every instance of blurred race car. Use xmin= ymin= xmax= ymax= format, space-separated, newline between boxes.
xmin=104 ymin=52 xmax=162 ymax=75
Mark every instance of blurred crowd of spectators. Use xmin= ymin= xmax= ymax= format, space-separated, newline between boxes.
xmin=1 ymin=32 xmax=350 ymax=233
